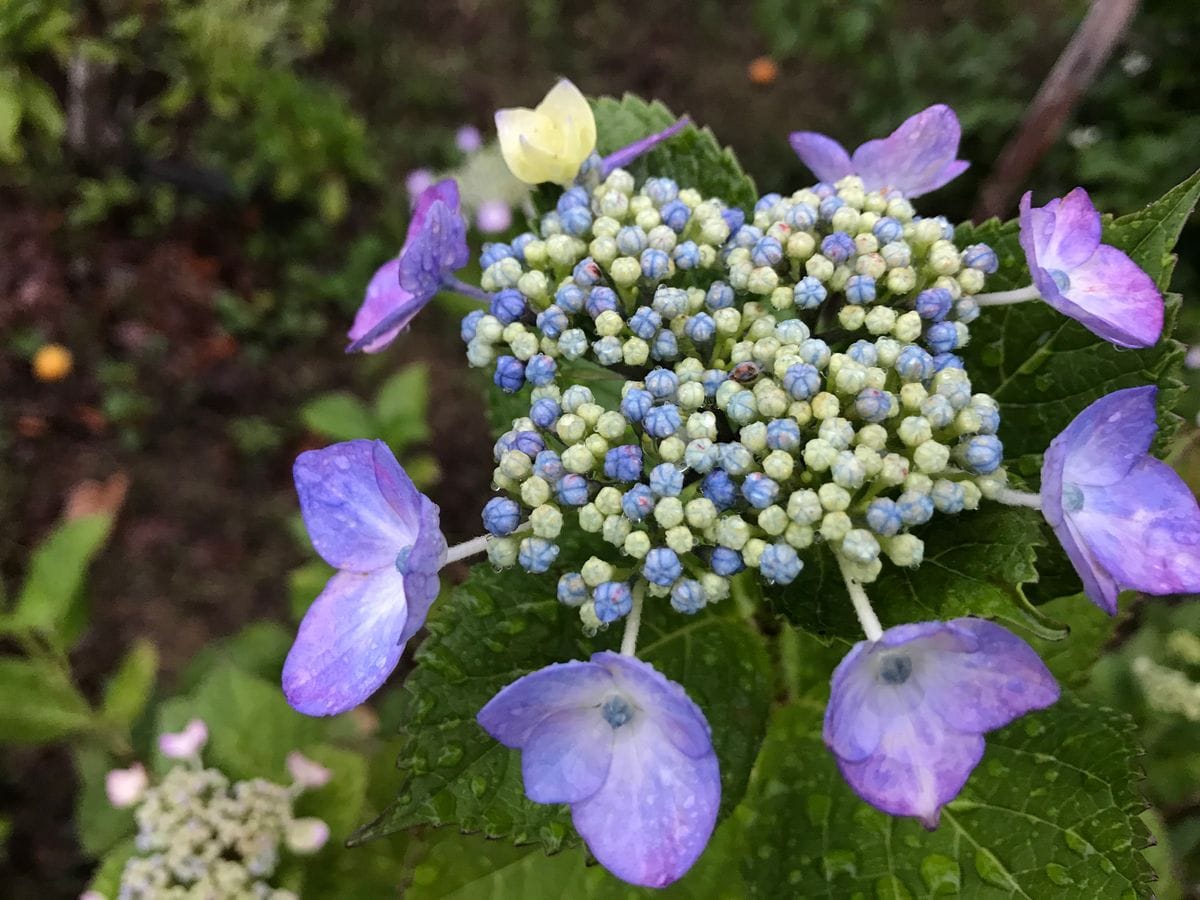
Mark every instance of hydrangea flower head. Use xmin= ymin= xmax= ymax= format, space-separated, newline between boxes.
xmin=790 ymin=105 xmax=968 ymax=197
xmin=348 ymin=179 xmax=469 ymax=353
xmin=496 ymin=79 xmax=598 ymax=185
xmin=283 ymin=439 xmax=446 ymax=715
xmin=1018 ymin=188 xmax=1163 ymax=348
xmin=1041 ymin=386 xmax=1200 ymax=614
xmin=825 ymin=618 xmax=1059 ymax=827
xmin=477 ymin=651 xmax=720 ymax=887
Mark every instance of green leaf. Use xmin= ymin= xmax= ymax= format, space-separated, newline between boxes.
xmin=376 ymin=365 xmax=432 ymax=448
xmin=300 ymin=391 xmax=375 ymax=441
xmin=0 ymin=656 xmax=94 ymax=743
xmin=591 ymin=94 xmax=758 ymax=211
xmin=354 ymin=541 xmax=773 ymax=852
xmin=289 ymin=560 xmax=334 ymax=622
xmin=294 ymin=743 xmax=369 ymax=839
xmin=74 ymin=745 xmax=134 ymax=857
xmin=175 ymin=620 xmax=293 ymax=692
xmin=1022 ymin=593 xmax=1119 ymax=687
xmin=738 ymin=697 xmax=1152 ymax=897
xmin=101 ymin=638 xmax=158 ymax=730
xmin=774 ymin=504 xmax=1065 ymax=643
xmin=956 ymin=171 xmax=1199 ymax=464
xmin=87 ymin=838 xmax=136 ymax=897
xmin=9 ymin=513 xmax=114 ymax=641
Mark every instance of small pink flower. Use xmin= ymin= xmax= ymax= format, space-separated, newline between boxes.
xmin=105 ymin=763 xmax=148 ymax=808
xmin=476 ymin=200 xmax=513 ymax=234
xmin=286 ymin=817 xmax=331 ymax=854
xmin=405 ymin=168 xmax=436 ymax=199
xmin=158 ymin=719 xmax=208 ymax=759
xmin=455 ymin=125 xmax=483 ymax=154
xmin=286 ymin=751 xmax=333 ymax=789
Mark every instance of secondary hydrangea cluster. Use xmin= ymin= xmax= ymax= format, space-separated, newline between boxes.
xmin=92 ymin=721 xmax=331 ymax=900
xmin=281 ymin=80 xmax=1200 ymax=889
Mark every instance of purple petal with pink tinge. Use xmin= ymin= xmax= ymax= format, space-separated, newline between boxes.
xmin=850 ymin=104 xmax=969 ymax=197
xmin=788 ymin=131 xmax=854 ymax=185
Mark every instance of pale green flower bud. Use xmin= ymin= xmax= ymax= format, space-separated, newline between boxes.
xmin=659 ymin=436 xmax=686 ymax=462
xmin=713 ymin=307 xmax=742 ymax=336
xmin=954 ymin=407 xmax=983 ymax=435
xmin=623 ymin=337 xmax=650 ymax=366
xmin=654 ymin=497 xmax=685 ymax=529
xmin=741 ymin=538 xmax=766 ymax=568
xmin=885 ymin=533 xmax=924 ymax=567
xmin=934 ymin=274 xmax=962 ymax=299
xmin=886 ymin=197 xmax=915 ymax=221
xmin=900 ymin=382 xmax=928 ymax=411
xmin=715 ymin=515 xmax=751 ymax=550
xmin=678 ymin=188 xmax=702 ymax=207
xmin=757 ymin=385 xmax=790 ymax=419
xmin=593 ymin=216 xmax=621 ymax=238
xmin=530 ymin=504 xmax=563 ymax=539
xmin=820 ymin=511 xmax=852 ymax=542
xmin=476 ymin=315 xmax=505 ymax=343
xmin=905 ymin=472 xmax=934 ymax=495
xmin=898 ymin=416 xmax=933 ymax=446
xmin=606 ymin=169 xmax=635 ymax=195
xmin=594 ymin=309 xmax=624 ymax=337
xmin=523 ymin=240 xmax=549 ymax=268
xmin=863 ymin=193 xmax=887 ymax=214
xmin=603 ymin=514 xmax=631 ymax=547
xmin=466 ymin=340 xmax=496 ymax=367
xmin=596 ymin=410 xmax=628 ymax=441
xmin=562 ymin=443 xmax=595 ymax=474
xmin=582 ymin=556 xmax=615 ymax=587
xmin=838 ymin=305 xmax=866 ymax=331
xmin=676 ymin=382 xmax=706 ymax=410
xmin=831 ymin=207 xmax=860 ymax=233
xmin=855 ymin=423 xmax=888 ymax=450
xmin=577 ymin=402 xmax=604 ymax=427
xmin=976 ymin=474 xmax=1007 ymax=499
xmin=485 ymin=257 xmax=524 ymax=291
xmin=927 ymin=240 xmax=961 ymax=276
xmin=685 ymin=497 xmax=718 ymax=530
xmin=841 ymin=556 xmax=883 ymax=584
xmin=520 ymin=475 xmax=551 ymax=508
xmin=803 ymin=438 xmax=838 ymax=471
xmin=492 ymin=469 xmax=516 ymax=491
xmin=957 ymin=267 xmax=986 ymax=294
xmin=856 ymin=252 xmax=887 ymax=280
xmin=517 ymin=270 xmax=549 ymax=302
xmin=590 ymin=236 xmax=619 ymax=266
xmin=880 ymin=240 xmax=912 ymax=269
xmin=841 ymin=528 xmax=881 ymax=563
xmin=769 ymin=286 xmax=795 ymax=311
xmin=499 ymin=450 xmax=533 ymax=480
xmin=546 ymin=234 xmax=583 ymax=268
xmin=818 ymin=483 xmax=851 ymax=511
xmin=785 ymin=522 xmax=815 ymax=549
xmin=879 ymin=453 xmax=910 ymax=485
xmin=747 ymin=266 xmax=780 ymax=295
xmin=830 ymin=265 xmax=853 ymax=292
xmin=912 ymin=218 xmax=944 ymax=247
xmin=598 ymin=189 xmax=630 ymax=219
xmin=687 ymin=411 xmax=718 ymax=441
xmin=510 ymin=332 xmax=540 ymax=360
xmin=805 ymin=254 xmax=835 ymax=282
xmin=763 ymin=449 xmax=794 ymax=481
xmin=488 ymin=537 xmax=518 ymax=567
xmin=786 ymin=231 xmax=816 ymax=260
xmin=864 ymin=367 xmax=887 ymax=391
xmin=700 ymin=218 xmax=731 ymax=245
xmin=624 ymin=530 xmax=651 ymax=559
xmin=855 ymin=233 xmax=880 ymax=255
xmin=610 ymin=256 xmax=641 ymax=286
xmin=811 ymin=392 xmax=841 ymax=420
xmin=758 ymin=505 xmax=788 ymax=536
xmin=648 ymin=224 xmax=678 ymax=252
xmin=854 ymin=444 xmax=883 ymax=478
xmin=665 ymin=525 xmax=694 ymax=554
xmin=584 ymin=433 xmax=609 ymax=459
xmin=961 ymin=481 xmax=982 ymax=510
xmin=886 ymin=267 xmax=917 ymax=294
xmin=737 ymin=421 xmax=766 ymax=454
xmin=579 ymin=503 xmax=604 ymax=533
xmin=875 ymin=336 xmax=901 ymax=367
xmin=835 ymin=362 xmax=868 ymax=394
xmin=914 ymin=439 xmax=950 ymax=473
xmin=595 ymin=486 xmax=623 ymax=516
xmin=786 ymin=489 xmax=822 ymax=524
xmin=864 ymin=306 xmax=897 ymax=336
xmin=502 ymin=321 xmax=528 ymax=344
xmin=789 ymin=401 xmax=814 ymax=426
xmin=580 ymin=600 xmax=602 ymax=631
xmin=701 ymin=573 xmax=730 ymax=603
xmin=635 ymin=208 xmax=661 ymax=232
xmin=556 ymin=413 xmax=587 ymax=443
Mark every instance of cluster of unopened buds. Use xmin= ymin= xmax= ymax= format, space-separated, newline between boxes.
xmin=281 ymin=79 xmax=1200 ymax=887
xmin=89 ymin=720 xmax=331 ymax=900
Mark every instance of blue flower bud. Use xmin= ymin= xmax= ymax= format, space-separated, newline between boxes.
xmin=518 ymin=537 xmax=559 ymax=573
xmin=685 ymin=439 xmax=719 ymax=472
xmin=536 ymin=305 xmax=569 ymax=338
xmin=525 ymin=353 xmax=557 ymax=387
xmin=896 ymin=490 xmax=934 ymax=526
xmin=643 ymin=547 xmax=683 ymax=586
xmin=646 ymin=368 xmax=680 ymax=399
xmin=847 ymin=339 xmax=878 ymax=366
xmin=510 ymin=232 xmax=535 ymax=261
xmin=962 ymin=243 xmax=999 ymax=274
xmin=872 ymin=217 xmax=903 ymax=243
xmin=924 ymin=321 xmax=959 ymax=354
xmin=593 ymin=336 xmax=623 ymax=366
xmin=783 ymin=363 xmax=822 ymax=400
xmin=819 ymin=196 xmax=846 ymax=221
xmin=975 ymin=405 xmax=1000 ymax=435
xmin=461 ymin=309 xmax=485 ymax=343
xmin=556 ymin=473 xmax=590 ymax=506
xmin=628 ymin=306 xmax=663 ymax=340
xmin=705 ymin=281 xmax=735 ymax=310
xmin=533 ymin=449 xmax=565 ymax=482
xmin=557 ymin=186 xmax=589 ymax=213
xmin=555 ymin=283 xmax=586 ymax=314
xmin=766 ymin=418 xmax=802 ymax=451
xmin=960 ymin=434 xmax=1003 ymax=474
xmin=701 ymin=469 xmax=738 ymax=510
xmin=616 ymin=225 xmax=647 ymax=256
xmin=726 ymin=391 xmax=757 ymax=424
xmin=915 ymin=288 xmax=953 ymax=321
xmin=710 ymin=546 xmax=744 ymax=575
xmin=643 ymin=403 xmax=682 ymax=438
xmin=480 ymin=242 xmax=514 ymax=268
xmin=730 ymin=224 xmax=762 ymax=249
xmin=751 ymin=236 xmax=784 ymax=268
xmin=641 ymin=248 xmax=671 ymax=281
xmin=620 ymin=388 xmax=654 ymax=423
xmin=955 ymin=298 xmax=980 ymax=323
xmin=786 ymin=203 xmax=817 ymax=230
xmin=490 ymin=289 xmax=526 ymax=325
xmin=605 ymin=444 xmax=644 ymax=482
xmin=572 ymin=257 xmax=602 ymax=287
xmin=652 ymin=286 xmax=689 ymax=319
xmin=865 ymin=497 xmax=902 ymax=536
xmin=673 ymin=241 xmax=701 ymax=270
xmin=759 ymin=543 xmax=803 ymax=585
xmin=557 ymin=572 xmax=589 ymax=606
xmin=649 ymin=463 xmax=684 ymax=497
xmin=931 ymin=480 xmax=965 ymax=513
xmin=559 ymin=207 xmax=591 ymax=239
xmin=660 ymin=200 xmax=691 ymax=233
xmin=741 ymin=472 xmax=779 ymax=509
xmin=920 ymin=394 xmax=955 ymax=428
xmin=798 ymin=338 xmax=831 ymax=367
xmin=644 ymin=177 xmax=679 ymax=206
xmin=684 ymin=312 xmax=716 ymax=342
xmin=845 ymin=274 xmax=876 ymax=305
xmin=593 ymin=581 xmax=634 ymax=622
xmin=776 ymin=319 xmax=810 ymax=344
xmin=721 ymin=207 xmax=746 ymax=232
xmin=894 ymin=346 xmax=934 ymax=383
xmin=652 ymin=329 xmax=679 ymax=361
xmin=493 ymin=355 xmax=525 ymax=393
xmin=621 ymin=484 xmax=656 ymax=520
xmin=558 ymin=329 xmax=587 ymax=358
xmin=701 ymin=369 xmax=728 ymax=398
xmin=855 ymin=388 xmax=893 ymax=423
xmin=755 ymin=192 xmax=783 ymax=213
xmin=719 ymin=441 xmax=754 ymax=475
xmin=793 ymin=276 xmax=827 ymax=310
xmin=586 ymin=286 xmax=620 ymax=318
xmin=512 ymin=430 xmax=544 ymax=457
xmin=932 ymin=352 xmax=964 ymax=373
xmin=812 ymin=182 xmax=836 ymax=199
xmin=482 ymin=496 xmax=521 ymax=536
xmin=821 ymin=231 xmax=855 ymax=264
xmin=670 ymin=578 xmax=706 ymax=614
xmin=933 ymin=216 xmax=955 ymax=240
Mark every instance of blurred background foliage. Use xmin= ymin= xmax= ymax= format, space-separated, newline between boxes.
xmin=1 ymin=0 xmax=1198 ymax=895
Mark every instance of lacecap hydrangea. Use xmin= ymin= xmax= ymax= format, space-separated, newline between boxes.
xmin=281 ymin=80 xmax=1200 ymax=887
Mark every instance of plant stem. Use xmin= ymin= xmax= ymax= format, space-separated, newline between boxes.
xmin=972 ymin=284 xmax=1042 ymax=306
xmin=994 ymin=487 xmax=1043 ymax=509
xmin=836 ymin=555 xmax=884 ymax=642
xmin=620 ymin=581 xmax=646 ymax=656
xmin=443 ymin=276 xmax=493 ymax=303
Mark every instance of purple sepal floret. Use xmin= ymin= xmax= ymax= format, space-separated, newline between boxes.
xmin=825 ymin=618 xmax=1058 ymax=828
xmin=477 ymin=651 xmax=720 ymax=888
xmin=283 ymin=439 xmax=446 ymax=716
xmin=1041 ymin=386 xmax=1200 ymax=614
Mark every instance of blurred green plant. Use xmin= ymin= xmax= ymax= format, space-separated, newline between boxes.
xmin=0 ymin=0 xmax=70 ymax=166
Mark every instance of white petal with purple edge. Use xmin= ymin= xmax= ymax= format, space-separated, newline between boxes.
xmin=282 ymin=567 xmax=409 ymax=716
xmin=521 ymin=707 xmax=614 ymax=804
xmin=477 ymin=660 xmax=612 ymax=748
xmin=571 ymin=721 xmax=720 ymax=888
